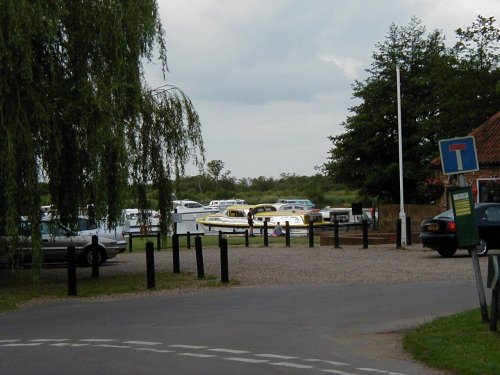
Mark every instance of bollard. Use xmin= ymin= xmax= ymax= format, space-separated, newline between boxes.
xmin=245 ymin=229 xmax=249 ymax=247
xmin=263 ymin=221 xmax=269 ymax=247
xmin=220 ymin=238 xmax=229 ymax=283
xmin=285 ymin=221 xmax=290 ymax=247
xmin=91 ymin=235 xmax=99 ymax=278
xmin=490 ymin=289 xmax=499 ymax=332
xmin=129 ymin=233 xmax=133 ymax=252
xmin=156 ymin=232 xmax=161 ymax=251
xmin=67 ymin=245 xmax=77 ymax=296
xmin=406 ymin=217 xmax=412 ymax=245
xmin=333 ymin=218 xmax=340 ymax=249
xmin=396 ymin=219 xmax=402 ymax=249
xmin=146 ymin=241 xmax=155 ymax=289
xmin=172 ymin=234 xmax=180 ymax=273
xmin=195 ymin=236 xmax=204 ymax=279
xmin=308 ymin=220 xmax=314 ymax=247
xmin=187 ymin=231 xmax=191 ymax=249
xmin=218 ymin=230 xmax=223 ymax=247
xmin=362 ymin=219 xmax=368 ymax=249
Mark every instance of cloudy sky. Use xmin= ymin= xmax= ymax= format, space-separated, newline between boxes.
xmin=146 ymin=0 xmax=499 ymax=179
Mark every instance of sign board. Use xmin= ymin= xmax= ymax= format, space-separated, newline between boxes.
xmin=450 ymin=186 xmax=479 ymax=248
xmin=488 ymin=256 xmax=500 ymax=291
xmin=351 ymin=202 xmax=362 ymax=216
xmin=438 ymin=136 xmax=479 ymax=175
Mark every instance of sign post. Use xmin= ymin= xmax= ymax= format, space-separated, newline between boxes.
xmin=439 ymin=136 xmax=488 ymax=322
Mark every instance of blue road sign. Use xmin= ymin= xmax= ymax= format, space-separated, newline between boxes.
xmin=438 ymin=136 xmax=479 ymax=175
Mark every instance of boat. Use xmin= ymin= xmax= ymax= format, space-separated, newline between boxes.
xmin=207 ymin=199 xmax=246 ymax=212
xmin=121 ymin=208 xmax=160 ymax=235
xmin=172 ymin=200 xmax=220 ymax=234
xmin=196 ymin=204 xmax=328 ymax=235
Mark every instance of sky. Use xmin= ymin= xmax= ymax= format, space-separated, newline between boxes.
xmin=145 ymin=0 xmax=500 ymax=179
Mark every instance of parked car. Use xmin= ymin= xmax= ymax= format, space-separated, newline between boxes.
xmin=420 ymin=202 xmax=500 ymax=257
xmin=1 ymin=218 xmax=120 ymax=266
xmin=76 ymin=217 xmax=127 ymax=253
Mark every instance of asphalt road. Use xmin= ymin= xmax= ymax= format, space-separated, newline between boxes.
xmin=0 ymin=279 xmax=480 ymax=375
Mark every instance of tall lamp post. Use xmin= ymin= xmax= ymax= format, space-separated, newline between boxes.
xmin=397 ymin=64 xmax=407 ymax=245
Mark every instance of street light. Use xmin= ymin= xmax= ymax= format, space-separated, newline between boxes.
xmin=396 ymin=64 xmax=406 ymax=245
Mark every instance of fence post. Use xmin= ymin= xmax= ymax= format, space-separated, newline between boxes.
xmin=333 ymin=216 xmax=340 ymax=249
xmin=263 ymin=221 xmax=269 ymax=247
xmin=308 ymin=220 xmax=314 ymax=247
xmin=156 ymin=231 xmax=161 ymax=251
xmin=362 ymin=219 xmax=368 ymax=249
xmin=406 ymin=217 xmax=412 ymax=246
xmin=245 ymin=229 xmax=249 ymax=247
xmin=172 ymin=234 xmax=180 ymax=273
xmin=129 ymin=233 xmax=133 ymax=252
xmin=91 ymin=235 xmax=99 ymax=278
xmin=67 ymin=245 xmax=77 ymax=296
xmin=220 ymin=237 xmax=229 ymax=283
xmin=195 ymin=235 xmax=204 ymax=279
xmin=187 ymin=231 xmax=191 ymax=249
xmin=285 ymin=221 xmax=290 ymax=247
xmin=146 ymin=241 xmax=155 ymax=289
xmin=396 ymin=219 xmax=402 ymax=249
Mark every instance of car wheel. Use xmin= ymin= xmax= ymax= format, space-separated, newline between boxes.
xmin=473 ymin=239 xmax=489 ymax=256
xmin=80 ymin=247 xmax=107 ymax=267
xmin=437 ymin=247 xmax=457 ymax=258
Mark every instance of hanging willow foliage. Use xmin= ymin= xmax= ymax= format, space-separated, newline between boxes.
xmin=0 ymin=0 xmax=204 ymax=265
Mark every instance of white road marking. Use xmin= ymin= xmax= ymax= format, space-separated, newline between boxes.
xmin=123 ymin=341 xmax=162 ymax=346
xmin=208 ymin=348 xmax=250 ymax=354
xmin=135 ymin=348 xmax=175 ymax=353
xmin=269 ymin=361 xmax=314 ymax=369
xmin=169 ymin=344 xmax=207 ymax=349
xmin=304 ymin=358 xmax=350 ymax=366
xmin=255 ymin=353 xmax=298 ymax=359
xmin=50 ymin=343 xmax=90 ymax=347
xmin=177 ymin=352 xmax=216 ymax=358
xmin=29 ymin=339 xmax=68 ymax=342
xmin=224 ymin=357 xmax=269 ymax=364
xmin=2 ymin=343 xmax=43 ymax=347
xmin=357 ymin=368 xmax=388 ymax=373
xmin=0 ymin=340 xmax=20 ymax=343
xmin=322 ymin=369 xmax=361 ymax=375
xmin=80 ymin=339 xmax=116 ymax=342
xmin=94 ymin=344 xmax=132 ymax=349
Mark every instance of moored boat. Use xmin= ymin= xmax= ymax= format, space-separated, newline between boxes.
xmin=196 ymin=204 xmax=328 ymax=235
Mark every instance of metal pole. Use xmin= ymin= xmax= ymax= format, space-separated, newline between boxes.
xmin=397 ymin=65 xmax=406 ymax=245
xmin=146 ymin=241 xmax=155 ymax=289
xmin=195 ymin=236 xmax=204 ymax=279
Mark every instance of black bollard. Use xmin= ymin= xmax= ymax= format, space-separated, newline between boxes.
xmin=187 ymin=231 xmax=191 ymax=249
xmin=172 ymin=233 xmax=180 ymax=273
xmin=156 ymin=232 xmax=161 ymax=251
xmin=218 ymin=230 xmax=223 ymax=247
xmin=362 ymin=219 xmax=368 ymax=249
xmin=91 ymin=235 xmax=99 ymax=278
xmin=220 ymin=238 xmax=229 ymax=283
xmin=67 ymin=246 xmax=77 ymax=296
xmin=406 ymin=217 xmax=412 ymax=245
xmin=490 ymin=289 xmax=499 ymax=332
xmin=333 ymin=217 xmax=340 ymax=249
xmin=129 ymin=232 xmax=133 ymax=252
xmin=285 ymin=221 xmax=290 ymax=247
xmin=195 ymin=236 xmax=204 ymax=279
xmin=146 ymin=241 xmax=155 ymax=289
xmin=308 ymin=220 xmax=314 ymax=247
xmin=245 ymin=229 xmax=249 ymax=247
xmin=396 ymin=219 xmax=402 ymax=249
xmin=263 ymin=221 xmax=269 ymax=247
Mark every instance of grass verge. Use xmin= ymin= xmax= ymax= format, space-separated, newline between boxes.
xmin=403 ymin=308 xmax=500 ymax=375
xmin=0 ymin=269 xmax=239 ymax=313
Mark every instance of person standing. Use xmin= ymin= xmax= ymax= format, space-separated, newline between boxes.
xmin=247 ymin=207 xmax=254 ymax=236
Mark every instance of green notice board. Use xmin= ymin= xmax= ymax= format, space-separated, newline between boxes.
xmin=450 ymin=187 xmax=479 ymax=248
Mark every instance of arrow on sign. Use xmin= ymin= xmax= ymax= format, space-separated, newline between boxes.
xmin=449 ymin=143 xmax=466 ymax=171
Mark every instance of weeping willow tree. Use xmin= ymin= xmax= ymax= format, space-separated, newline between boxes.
xmin=0 ymin=0 xmax=204 ymax=266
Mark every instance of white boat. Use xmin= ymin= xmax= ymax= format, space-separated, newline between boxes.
xmin=196 ymin=204 xmax=328 ymax=235
xmin=121 ymin=208 xmax=160 ymax=235
xmin=207 ymin=199 xmax=246 ymax=212
xmin=172 ymin=200 xmax=220 ymax=234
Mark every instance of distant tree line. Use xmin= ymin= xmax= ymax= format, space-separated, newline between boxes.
xmin=325 ymin=15 xmax=500 ymax=204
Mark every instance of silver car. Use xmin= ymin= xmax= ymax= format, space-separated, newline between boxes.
xmin=76 ymin=217 xmax=127 ymax=253
xmin=14 ymin=219 xmax=120 ymax=266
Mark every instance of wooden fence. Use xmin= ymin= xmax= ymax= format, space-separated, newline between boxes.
xmin=377 ymin=204 xmax=443 ymax=233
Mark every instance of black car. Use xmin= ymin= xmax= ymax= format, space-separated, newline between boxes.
xmin=420 ymin=202 xmax=500 ymax=257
